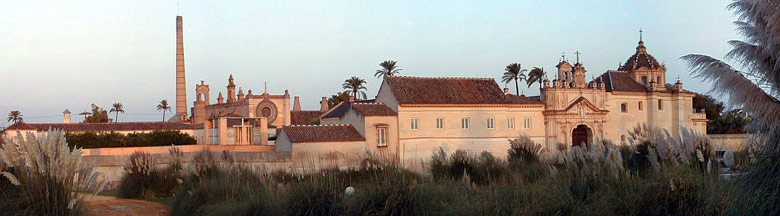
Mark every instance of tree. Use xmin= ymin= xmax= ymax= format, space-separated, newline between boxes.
xmin=682 ymin=1 xmax=780 ymax=213
xmin=84 ymin=104 xmax=110 ymax=123
xmin=109 ymin=103 xmax=125 ymax=123
xmin=502 ymin=63 xmax=527 ymax=95
xmin=6 ymin=110 xmax=22 ymax=123
xmin=708 ymin=109 xmax=752 ymax=134
xmin=526 ymin=67 xmax=546 ymax=88
xmin=692 ymin=93 xmax=724 ymax=121
xmin=342 ymin=77 xmax=367 ymax=100
xmin=157 ymin=100 xmax=171 ymax=122
xmin=328 ymin=92 xmax=351 ymax=108
xmin=375 ymin=60 xmax=401 ymax=79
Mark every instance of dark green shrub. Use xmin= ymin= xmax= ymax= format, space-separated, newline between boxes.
xmin=508 ymin=136 xmax=543 ymax=170
xmin=65 ymin=130 xmax=196 ymax=148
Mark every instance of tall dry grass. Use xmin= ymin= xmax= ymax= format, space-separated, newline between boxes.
xmin=0 ymin=130 xmax=105 ymax=215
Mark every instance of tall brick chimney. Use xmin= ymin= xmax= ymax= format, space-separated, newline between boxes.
xmin=320 ymin=96 xmax=329 ymax=113
xmin=293 ymin=96 xmax=302 ymax=111
xmin=175 ymin=16 xmax=188 ymax=121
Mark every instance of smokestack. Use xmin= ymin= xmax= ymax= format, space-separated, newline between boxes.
xmin=175 ymin=16 xmax=188 ymax=120
xmin=293 ymin=96 xmax=302 ymax=111
xmin=320 ymin=96 xmax=329 ymax=113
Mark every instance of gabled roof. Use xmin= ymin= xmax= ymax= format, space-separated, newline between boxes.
xmin=384 ymin=76 xmax=541 ymax=105
xmin=594 ymin=71 xmax=648 ymax=92
xmin=562 ymin=97 xmax=608 ymax=113
xmin=280 ymin=125 xmax=365 ymax=143
xmin=290 ymin=111 xmax=321 ymax=125
xmin=2 ymin=121 xmax=201 ymax=133
xmin=320 ymin=102 xmax=397 ymax=119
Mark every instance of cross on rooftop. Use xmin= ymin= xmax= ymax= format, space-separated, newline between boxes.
xmin=574 ymin=51 xmax=581 ymax=63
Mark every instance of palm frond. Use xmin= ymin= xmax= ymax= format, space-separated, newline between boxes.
xmin=682 ymin=54 xmax=780 ymax=131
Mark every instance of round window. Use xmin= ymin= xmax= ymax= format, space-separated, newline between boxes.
xmin=261 ymin=107 xmax=272 ymax=117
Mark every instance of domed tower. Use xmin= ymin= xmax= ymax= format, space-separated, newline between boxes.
xmin=620 ymin=31 xmax=667 ymax=90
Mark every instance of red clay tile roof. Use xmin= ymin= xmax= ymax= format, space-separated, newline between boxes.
xmin=594 ymin=71 xmax=648 ymax=92
xmin=280 ymin=125 xmax=365 ymax=143
xmin=505 ymin=94 xmax=544 ymax=104
xmin=385 ymin=76 xmax=539 ymax=104
xmin=290 ymin=111 xmax=321 ymax=125
xmin=2 ymin=121 xmax=201 ymax=133
xmin=352 ymin=103 xmax=397 ymax=116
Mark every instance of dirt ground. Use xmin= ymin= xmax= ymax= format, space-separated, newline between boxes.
xmin=83 ymin=194 xmax=171 ymax=216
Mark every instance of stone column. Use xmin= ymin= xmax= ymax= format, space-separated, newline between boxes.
xmin=259 ymin=117 xmax=269 ymax=146
xmin=218 ymin=118 xmax=228 ymax=145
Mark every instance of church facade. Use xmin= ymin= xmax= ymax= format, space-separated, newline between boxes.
xmin=275 ymin=38 xmax=707 ymax=169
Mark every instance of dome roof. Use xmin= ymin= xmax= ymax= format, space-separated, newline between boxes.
xmin=620 ymin=40 xmax=662 ymax=71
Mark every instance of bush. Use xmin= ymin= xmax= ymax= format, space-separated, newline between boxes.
xmin=0 ymin=130 xmax=104 ymax=215
xmin=65 ymin=130 xmax=196 ymax=149
xmin=507 ymin=135 xmax=544 ymax=169
xmin=118 ymin=148 xmax=183 ymax=199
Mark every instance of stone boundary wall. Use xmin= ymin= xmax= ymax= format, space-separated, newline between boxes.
xmin=83 ymin=145 xmax=291 ymax=188
xmin=707 ymin=134 xmax=749 ymax=152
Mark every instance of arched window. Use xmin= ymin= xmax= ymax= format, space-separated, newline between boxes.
xmin=621 ymin=103 xmax=628 ymax=113
xmin=638 ymin=101 xmax=643 ymax=110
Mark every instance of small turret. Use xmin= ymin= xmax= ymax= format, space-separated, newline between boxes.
xmin=63 ymin=109 xmax=71 ymax=124
xmin=217 ymin=92 xmax=224 ymax=104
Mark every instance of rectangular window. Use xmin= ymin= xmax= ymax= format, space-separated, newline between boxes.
xmin=523 ymin=118 xmax=532 ymax=129
xmin=377 ymin=127 xmax=387 ymax=147
xmin=642 ymin=76 xmax=648 ymax=86
xmin=621 ymin=103 xmax=628 ymax=113
xmin=487 ymin=118 xmax=494 ymax=129
xmin=436 ymin=118 xmax=444 ymax=129
xmin=638 ymin=101 xmax=643 ymax=110
xmin=461 ymin=118 xmax=470 ymax=129
xmin=508 ymin=118 xmax=515 ymax=129
xmin=658 ymin=99 xmax=663 ymax=110
xmin=410 ymin=118 xmax=419 ymax=130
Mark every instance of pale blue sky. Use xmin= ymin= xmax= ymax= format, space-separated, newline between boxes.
xmin=0 ymin=0 xmax=738 ymax=125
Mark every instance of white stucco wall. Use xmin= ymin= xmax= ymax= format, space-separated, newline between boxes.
xmin=396 ymin=105 xmax=546 ymax=168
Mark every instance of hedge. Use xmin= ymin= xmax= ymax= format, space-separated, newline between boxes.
xmin=65 ymin=130 xmax=196 ymax=149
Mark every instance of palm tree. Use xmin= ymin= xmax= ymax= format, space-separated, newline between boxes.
xmin=328 ymin=92 xmax=351 ymax=108
xmin=6 ymin=111 xmax=22 ymax=123
xmin=682 ymin=1 xmax=780 ymax=213
xmin=375 ymin=60 xmax=401 ymax=79
xmin=502 ymin=63 xmax=527 ymax=95
xmin=527 ymin=67 xmax=546 ymax=89
xmin=157 ymin=100 xmax=171 ymax=121
xmin=342 ymin=77 xmax=367 ymax=101
xmin=109 ymin=103 xmax=125 ymax=123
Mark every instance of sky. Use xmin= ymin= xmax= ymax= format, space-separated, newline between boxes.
xmin=0 ymin=0 xmax=740 ymax=126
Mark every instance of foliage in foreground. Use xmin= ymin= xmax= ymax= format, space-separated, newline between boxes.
xmin=682 ymin=0 xmax=780 ymax=214
xmin=166 ymin=125 xmax=738 ymax=216
xmin=0 ymin=130 xmax=105 ymax=216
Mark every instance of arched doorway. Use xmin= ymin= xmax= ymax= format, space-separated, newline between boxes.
xmin=572 ymin=124 xmax=592 ymax=147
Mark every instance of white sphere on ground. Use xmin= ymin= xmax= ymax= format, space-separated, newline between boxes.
xmin=345 ymin=186 xmax=355 ymax=196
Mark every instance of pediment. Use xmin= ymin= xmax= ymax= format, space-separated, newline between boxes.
xmin=562 ymin=97 xmax=607 ymax=113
